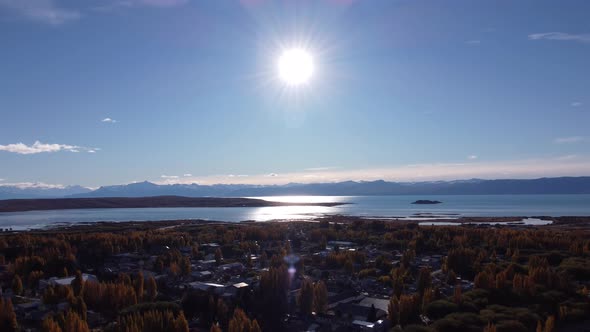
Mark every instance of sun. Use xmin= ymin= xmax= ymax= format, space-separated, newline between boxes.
xmin=278 ymin=48 xmax=314 ymax=86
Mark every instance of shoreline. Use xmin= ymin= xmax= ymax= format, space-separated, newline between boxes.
xmin=3 ymin=215 xmax=590 ymax=233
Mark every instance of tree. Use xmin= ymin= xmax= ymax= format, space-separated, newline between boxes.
xmin=42 ymin=317 xmax=63 ymax=332
xmin=417 ymin=267 xmax=432 ymax=295
xmin=72 ymin=271 xmax=85 ymax=297
xmin=228 ymin=308 xmax=259 ymax=332
xmin=298 ymin=279 xmax=314 ymax=315
xmin=453 ymin=284 xmax=462 ymax=304
xmin=210 ymin=323 xmax=222 ymax=332
xmin=146 ymin=276 xmax=158 ymax=301
xmin=215 ymin=248 xmax=223 ymax=265
xmin=181 ymin=256 xmax=191 ymax=276
xmin=544 ymin=316 xmax=555 ymax=332
xmin=174 ymin=312 xmax=189 ymax=332
xmin=11 ymin=275 xmax=23 ymax=295
xmin=313 ymin=281 xmax=328 ymax=314
xmin=367 ymin=304 xmax=377 ymax=322
xmin=0 ymin=298 xmax=18 ymax=332
xmin=64 ymin=310 xmax=89 ymax=332
xmin=484 ymin=322 xmax=497 ymax=332
xmin=388 ymin=295 xmax=400 ymax=325
xmin=134 ymin=272 xmax=144 ymax=301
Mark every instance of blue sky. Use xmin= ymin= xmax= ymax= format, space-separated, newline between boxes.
xmin=1 ymin=0 xmax=589 ymax=188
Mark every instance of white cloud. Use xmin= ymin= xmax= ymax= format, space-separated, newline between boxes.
xmin=160 ymin=175 xmax=179 ymax=179
xmin=0 ymin=141 xmax=97 ymax=154
xmin=571 ymin=102 xmax=582 ymax=107
xmin=304 ymin=167 xmax=336 ymax=171
xmin=183 ymin=173 xmax=192 ymax=177
xmin=0 ymin=181 xmax=66 ymax=189
xmin=467 ymin=155 xmax=478 ymax=160
xmin=101 ymin=117 xmax=118 ymax=123
xmin=466 ymin=40 xmax=481 ymax=45
xmin=152 ymin=156 xmax=590 ymax=185
xmin=138 ymin=0 xmax=188 ymax=7
xmin=0 ymin=178 xmax=4 ymax=182
xmin=554 ymin=136 xmax=586 ymax=144
xmin=0 ymin=0 xmax=80 ymax=25
xmin=92 ymin=0 xmax=188 ymax=11
xmin=528 ymin=32 xmax=590 ymax=43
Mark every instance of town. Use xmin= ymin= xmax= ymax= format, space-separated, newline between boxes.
xmin=1 ymin=216 xmax=590 ymax=332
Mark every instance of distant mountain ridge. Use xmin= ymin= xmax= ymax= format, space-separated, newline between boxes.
xmin=1 ymin=177 xmax=588 ymax=200
xmin=0 ymin=185 xmax=92 ymax=200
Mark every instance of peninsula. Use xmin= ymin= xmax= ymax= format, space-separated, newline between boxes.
xmin=0 ymin=196 xmax=346 ymax=213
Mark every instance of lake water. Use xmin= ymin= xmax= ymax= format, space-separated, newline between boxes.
xmin=1 ymin=194 xmax=589 ymax=230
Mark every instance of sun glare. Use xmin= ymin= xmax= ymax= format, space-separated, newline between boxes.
xmin=278 ymin=48 xmax=314 ymax=86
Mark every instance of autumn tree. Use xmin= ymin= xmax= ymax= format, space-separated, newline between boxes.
xmin=298 ymin=278 xmax=314 ymax=315
xmin=11 ymin=275 xmax=23 ymax=295
xmin=453 ymin=284 xmax=462 ymax=304
xmin=544 ymin=315 xmax=555 ymax=332
xmin=313 ymin=281 xmax=328 ymax=314
xmin=228 ymin=308 xmax=260 ymax=332
xmin=146 ymin=276 xmax=158 ymax=301
xmin=64 ymin=310 xmax=89 ymax=332
xmin=215 ymin=248 xmax=223 ymax=265
xmin=42 ymin=316 xmax=63 ymax=332
xmin=388 ymin=295 xmax=400 ymax=326
xmin=484 ymin=322 xmax=497 ymax=332
xmin=417 ymin=267 xmax=432 ymax=295
xmin=134 ymin=272 xmax=144 ymax=301
xmin=71 ymin=271 xmax=85 ymax=297
xmin=0 ymin=298 xmax=18 ymax=332
xmin=181 ymin=256 xmax=191 ymax=276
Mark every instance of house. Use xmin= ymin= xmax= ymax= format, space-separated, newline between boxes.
xmin=191 ymin=270 xmax=213 ymax=280
xmin=39 ymin=273 xmax=98 ymax=290
xmin=334 ymin=302 xmax=386 ymax=322
xmin=358 ymin=297 xmax=389 ymax=313
xmin=219 ymin=262 xmax=244 ymax=274
xmin=187 ymin=281 xmax=226 ymax=294
xmin=351 ymin=319 xmax=386 ymax=331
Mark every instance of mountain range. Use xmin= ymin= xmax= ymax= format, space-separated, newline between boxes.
xmin=1 ymin=177 xmax=589 ymax=199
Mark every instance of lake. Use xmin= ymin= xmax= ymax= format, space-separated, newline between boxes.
xmin=1 ymin=194 xmax=590 ymax=230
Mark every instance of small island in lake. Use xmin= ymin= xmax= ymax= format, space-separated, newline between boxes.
xmin=412 ymin=199 xmax=442 ymax=204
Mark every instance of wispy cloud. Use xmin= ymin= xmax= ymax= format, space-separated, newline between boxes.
xmin=0 ymin=141 xmax=98 ymax=154
xmin=554 ymin=136 xmax=586 ymax=144
xmin=467 ymin=155 xmax=478 ymax=160
xmin=92 ymin=0 xmax=188 ymax=11
xmin=0 ymin=0 xmax=80 ymax=25
xmin=0 ymin=181 xmax=66 ymax=189
xmin=571 ymin=102 xmax=582 ymax=107
xmin=183 ymin=173 xmax=192 ymax=177
xmin=528 ymin=32 xmax=590 ymax=43
xmin=153 ymin=156 xmax=590 ymax=185
xmin=466 ymin=40 xmax=481 ymax=45
xmin=101 ymin=117 xmax=118 ymax=123
xmin=304 ymin=167 xmax=337 ymax=171
xmin=160 ymin=175 xmax=179 ymax=179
